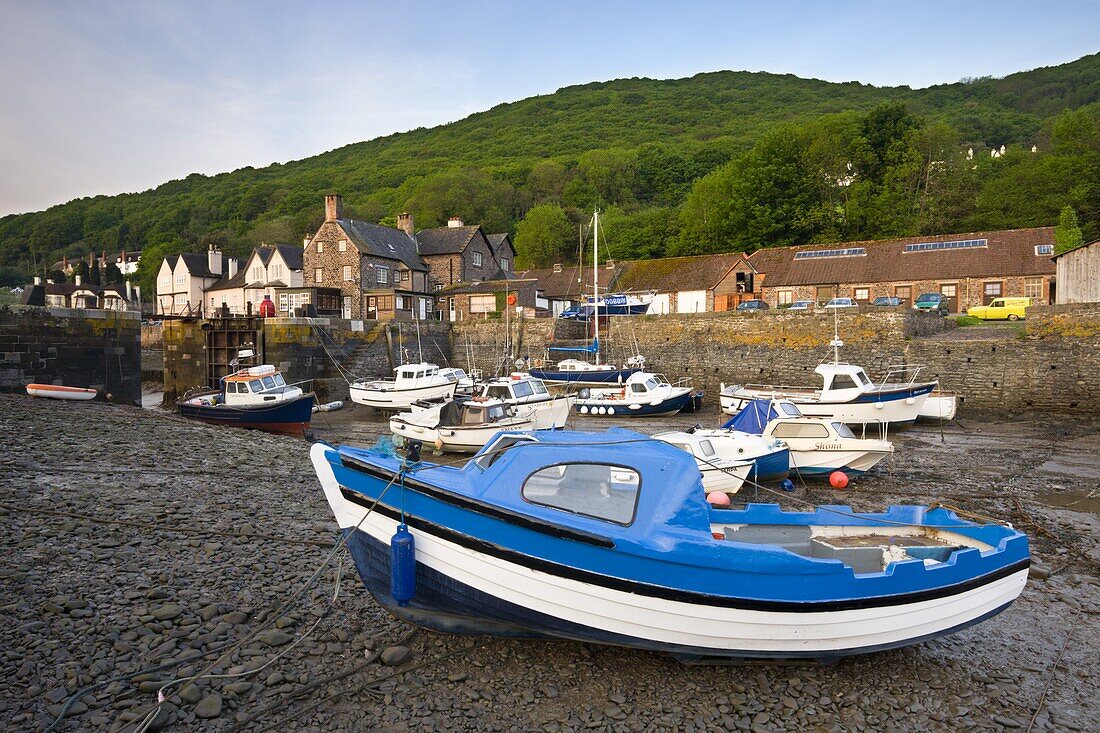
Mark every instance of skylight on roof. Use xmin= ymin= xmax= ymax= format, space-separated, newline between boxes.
xmin=1035 ymin=244 xmax=1053 ymax=255
xmin=793 ymin=247 xmax=866 ymax=260
xmin=903 ymin=238 xmax=987 ymax=253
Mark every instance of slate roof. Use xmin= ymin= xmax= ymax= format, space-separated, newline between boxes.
xmin=274 ymin=244 xmax=303 ymax=271
xmin=487 ymin=233 xmax=515 ymax=255
xmin=207 ymin=269 xmax=249 ymax=292
xmin=745 ymin=227 xmax=1056 ymax=287
xmin=614 ymin=253 xmax=746 ymax=293
xmin=415 ymin=225 xmax=481 ymax=256
xmin=516 ymin=263 xmax=623 ymax=299
xmin=178 ymin=253 xmax=219 ymax=278
xmin=438 ymin=278 xmax=538 ymax=296
xmin=338 ymin=219 xmax=427 ymax=271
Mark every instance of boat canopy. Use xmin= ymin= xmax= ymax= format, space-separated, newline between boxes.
xmin=722 ymin=398 xmax=778 ymax=434
xmin=549 ymin=337 xmax=599 ymax=354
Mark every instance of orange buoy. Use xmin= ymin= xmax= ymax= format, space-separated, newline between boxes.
xmin=506 ymin=293 xmax=517 ymax=306
xmin=706 ymin=491 xmax=731 ymax=508
xmin=829 ymin=471 xmax=849 ymax=489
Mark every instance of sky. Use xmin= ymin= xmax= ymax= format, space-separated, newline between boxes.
xmin=1 ymin=0 xmax=1098 ymax=216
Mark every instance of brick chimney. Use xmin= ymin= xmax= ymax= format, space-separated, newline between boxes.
xmin=325 ymin=194 xmax=344 ymax=222
xmin=447 ymin=216 xmax=464 ymax=228
xmin=396 ymin=212 xmax=414 ymax=237
xmin=208 ymin=244 xmax=223 ymax=276
xmin=75 ymin=274 xmax=82 ymax=286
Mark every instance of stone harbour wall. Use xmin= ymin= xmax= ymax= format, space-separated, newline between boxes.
xmin=0 ymin=305 xmax=142 ymax=405
xmin=454 ymin=308 xmax=1100 ymax=413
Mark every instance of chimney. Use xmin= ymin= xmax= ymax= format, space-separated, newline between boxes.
xmin=227 ymin=258 xmax=239 ymax=278
xmin=34 ymin=276 xmax=42 ymax=286
xmin=396 ymin=212 xmax=414 ymax=237
xmin=302 ymin=235 xmax=311 ymax=247
xmin=606 ymin=259 xmax=615 ymax=269
xmin=125 ymin=280 xmax=133 ymax=301
xmin=325 ymin=194 xmax=344 ymax=222
xmin=447 ymin=216 xmax=464 ymax=228
xmin=552 ymin=263 xmax=563 ymax=273
xmin=208 ymin=244 xmax=223 ymax=276
xmin=134 ymin=285 xmax=142 ymax=303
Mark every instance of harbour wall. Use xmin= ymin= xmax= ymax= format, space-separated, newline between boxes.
xmin=452 ymin=306 xmax=1100 ymax=413
xmin=161 ymin=317 xmax=452 ymax=404
xmin=0 ymin=305 xmax=142 ymax=406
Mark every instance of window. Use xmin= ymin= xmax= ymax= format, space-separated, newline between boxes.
xmin=343 ymin=265 xmax=353 ymax=281
xmin=274 ymin=374 xmax=286 ymax=386
xmin=779 ymin=402 xmax=802 ymax=417
xmin=1035 ymin=244 xmax=1053 ymax=256
xmin=377 ymin=267 xmax=389 ymax=285
xmin=854 ymin=287 xmax=870 ymax=301
xmin=338 ymin=240 xmax=347 ymax=252
xmin=831 ymin=374 xmax=859 ymax=390
xmin=1024 ymin=277 xmax=1043 ymax=299
xmin=175 ymin=273 xmax=185 ymax=285
xmin=903 ymin=238 xmax=986 ymax=253
xmin=316 ymin=242 xmax=323 ymax=253
xmin=816 ymin=286 xmax=835 ymax=303
xmin=248 ymin=380 xmax=262 ymax=392
xmin=894 ymin=285 xmax=912 ymax=306
xmin=226 ymin=383 xmax=237 ymax=394
xmin=777 ymin=290 xmax=793 ymax=306
xmin=984 ymin=281 xmax=1003 ymax=304
xmin=771 ymin=422 xmax=830 ymax=439
xmin=470 ymin=294 xmax=496 ymax=313
xmin=395 ymin=296 xmax=405 ymax=310
xmin=522 ymin=463 xmax=640 ymax=525
xmin=400 ymin=270 xmax=409 ymax=281
xmin=174 ymin=293 xmax=187 ymax=306
xmin=501 ymin=258 xmax=509 ymax=272
xmin=832 ymin=422 xmax=857 ymax=438
xmin=252 ymin=266 xmax=263 ymax=281
xmin=794 ymin=247 xmax=866 ymax=259
xmin=261 ymin=376 xmax=276 ymax=390
xmin=512 ymin=381 xmax=534 ymax=398
xmin=472 ymin=251 xmax=483 ymax=267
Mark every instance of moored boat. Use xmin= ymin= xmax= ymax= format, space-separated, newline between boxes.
xmin=918 ymin=391 xmax=959 ymax=422
xmin=26 ymin=384 xmax=98 ymax=401
xmin=575 ymin=371 xmax=696 ymax=417
xmin=178 ymin=364 xmax=315 ymax=435
xmin=657 ymin=426 xmax=791 ymax=485
xmin=312 ymin=429 xmax=1029 ymax=659
xmin=390 ymin=398 xmax=534 ymax=453
xmin=350 ymin=362 xmax=459 ymax=411
xmin=652 ymin=431 xmax=754 ymax=494
xmin=478 ymin=374 xmax=574 ymax=430
xmin=721 ymin=398 xmax=894 ymax=478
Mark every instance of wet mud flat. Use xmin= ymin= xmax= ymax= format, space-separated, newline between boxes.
xmin=1 ymin=393 xmax=1098 ymax=732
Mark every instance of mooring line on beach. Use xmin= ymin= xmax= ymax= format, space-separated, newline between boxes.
xmin=0 ymin=503 xmax=334 ymax=549
xmin=1025 ymin=606 xmax=1084 ymax=733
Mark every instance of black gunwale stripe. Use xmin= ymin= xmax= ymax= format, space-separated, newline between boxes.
xmin=338 ymin=456 xmax=614 ymax=548
xmin=338 ymin=487 xmax=1030 ymax=614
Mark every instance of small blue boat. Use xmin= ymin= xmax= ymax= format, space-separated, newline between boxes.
xmin=574 ymin=372 xmax=696 ymax=417
xmin=312 ymin=429 xmax=1029 ymax=659
xmin=178 ymin=365 xmax=315 ymax=435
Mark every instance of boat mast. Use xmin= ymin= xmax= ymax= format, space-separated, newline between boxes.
xmin=593 ymin=209 xmax=600 ymax=366
xmin=830 ymin=302 xmax=843 ymax=365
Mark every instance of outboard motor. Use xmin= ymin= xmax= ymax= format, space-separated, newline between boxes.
xmin=406 ymin=439 xmax=422 ymax=463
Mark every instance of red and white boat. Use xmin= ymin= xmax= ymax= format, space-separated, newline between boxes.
xmin=26 ymin=384 xmax=98 ymax=401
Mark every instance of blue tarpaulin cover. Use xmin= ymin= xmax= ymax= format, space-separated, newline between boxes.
xmin=721 ymin=399 xmax=777 ymax=433
xmin=549 ymin=337 xmax=599 ymax=354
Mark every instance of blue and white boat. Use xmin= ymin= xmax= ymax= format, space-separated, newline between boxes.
xmin=528 ymin=341 xmax=643 ymax=386
xmin=656 ymin=426 xmax=791 ymax=485
xmin=575 ymin=371 xmax=696 ymax=417
xmin=312 ymin=429 xmax=1029 ymax=660
xmin=178 ymin=365 xmax=315 ymax=436
xmin=561 ymin=292 xmax=655 ymax=319
xmin=722 ymin=398 xmax=894 ymax=478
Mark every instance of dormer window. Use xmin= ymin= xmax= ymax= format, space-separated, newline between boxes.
xmin=1035 ymin=244 xmax=1053 ymax=255
xmin=501 ymin=258 xmax=509 ymax=271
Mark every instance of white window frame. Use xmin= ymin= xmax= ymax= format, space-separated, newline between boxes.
xmin=338 ymin=240 xmax=347 ymax=252
xmin=377 ymin=266 xmax=389 ymax=285
xmin=472 ymin=251 xmax=483 ymax=267
xmin=316 ymin=242 xmax=324 ymax=254
xmin=315 ymin=268 xmax=323 ymax=283
xmin=343 ymin=265 xmax=353 ymax=281
xmin=777 ymin=290 xmax=793 ymax=306
xmin=501 ymin=258 xmax=509 ymax=272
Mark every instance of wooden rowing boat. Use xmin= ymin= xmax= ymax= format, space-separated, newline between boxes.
xmin=26 ymin=384 xmax=98 ymax=400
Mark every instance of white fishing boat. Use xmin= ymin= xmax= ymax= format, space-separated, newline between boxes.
xmin=722 ymin=399 xmax=894 ymax=477
xmin=918 ymin=391 xmax=959 ymax=422
xmin=350 ymin=363 xmax=459 ymax=411
xmin=653 ymin=431 xmax=754 ymax=494
xmin=26 ymin=384 xmax=98 ymax=401
xmin=390 ymin=397 xmax=533 ymax=453
xmin=657 ymin=426 xmax=791 ymax=484
xmin=478 ymin=374 xmax=575 ymax=429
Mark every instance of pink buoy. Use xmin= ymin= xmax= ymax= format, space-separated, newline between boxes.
xmin=829 ymin=471 xmax=849 ymax=489
xmin=706 ymin=491 xmax=731 ymax=508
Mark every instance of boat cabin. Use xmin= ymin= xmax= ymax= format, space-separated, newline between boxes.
xmin=390 ymin=363 xmax=458 ymax=387
xmin=221 ymin=365 xmax=303 ymax=406
xmin=481 ymin=374 xmax=552 ymax=403
xmin=813 ymin=364 xmax=875 ymax=396
xmin=438 ymin=399 xmax=512 ymax=427
xmin=724 ymin=398 xmax=859 ymax=440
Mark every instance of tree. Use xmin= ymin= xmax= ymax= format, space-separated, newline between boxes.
xmin=514 ymin=205 xmax=574 ymax=268
xmin=1055 ymin=206 xmax=1084 ymax=254
xmin=103 ymin=262 xmax=125 ymax=285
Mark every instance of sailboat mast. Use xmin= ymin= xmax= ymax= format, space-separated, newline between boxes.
xmin=592 ymin=210 xmax=600 ymax=366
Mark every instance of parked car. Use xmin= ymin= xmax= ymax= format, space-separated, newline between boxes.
xmin=736 ymin=300 xmax=770 ymax=312
xmin=787 ymin=300 xmax=814 ymax=312
xmin=558 ymin=305 xmax=589 ymax=320
xmin=967 ymin=297 xmax=1032 ymax=321
xmin=822 ymin=298 xmax=858 ymax=310
xmin=913 ymin=292 xmax=950 ymax=316
xmin=871 ymin=297 xmax=901 ymax=307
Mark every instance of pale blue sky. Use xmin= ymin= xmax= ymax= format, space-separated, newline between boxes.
xmin=1 ymin=0 xmax=1097 ymax=215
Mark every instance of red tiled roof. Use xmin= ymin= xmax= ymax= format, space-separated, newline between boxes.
xmin=747 ymin=227 xmax=1056 ymax=286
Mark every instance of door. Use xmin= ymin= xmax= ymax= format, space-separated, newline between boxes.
xmin=651 ymin=294 xmax=671 ymax=315
xmin=983 ymin=281 xmax=1003 ymax=305
xmin=894 ymin=285 xmax=912 ymax=308
xmin=449 ymin=297 xmax=456 ymax=321
xmin=342 ymin=297 xmax=352 ymax=319
xmin=939 ymin=284 xmax=957 ymax=314
xmin=816 ymin=285 xmax=835 ymax=305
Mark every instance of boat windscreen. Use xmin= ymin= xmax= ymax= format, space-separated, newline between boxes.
xmin=475 ymin=434 xmax=537 ymax=470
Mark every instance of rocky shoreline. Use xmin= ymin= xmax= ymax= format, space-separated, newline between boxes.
xmin=1 ymin=394 xmax=1097 ymax=732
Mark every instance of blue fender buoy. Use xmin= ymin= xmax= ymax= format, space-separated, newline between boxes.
xmin=780 ymin=479 xmax=795 ymax=492
xmin=390 ymin=524 xmax=416 ymax=606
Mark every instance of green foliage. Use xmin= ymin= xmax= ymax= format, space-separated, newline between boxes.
xmin=514 ymin=204 xmax=574 ymax=268
xmin=1055 ymin=206 xmax=1084 ymax=254
xmin=1 ymin=53 xmax=1099 ymax=283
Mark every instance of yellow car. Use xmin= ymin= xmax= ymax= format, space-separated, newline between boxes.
xmin=967 ymin=297 xmax=1032 ymax=321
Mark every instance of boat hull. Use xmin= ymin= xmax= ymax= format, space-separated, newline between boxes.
xmin=529 ymin=367 xmax=640 ymax=386
xmin=789 ymin=447 xmax=892 ymax=477
xmin=350 ymin=382 xmax=457 ymax=411
xmin=917 ymin=394 xmax=958 ymax=422
xmin=178 ymin=393 xmax=315 ymax=435
xmin=436 ymin=419 xmax=535 ymax=453
xmin=314 ymin=451 xmax=1027 ymax=658
xmin=26 ymin=384 xmax=97 ymax=400
xmin=720 ymin=384 xmax=934 ymax=430
xmin=575 ymin=390 xmax=695 ymax=417
xmin=699 ymin=462 xmax=752 ymax=494
xmin=749 ymin=447 xmax=791 ymax=484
